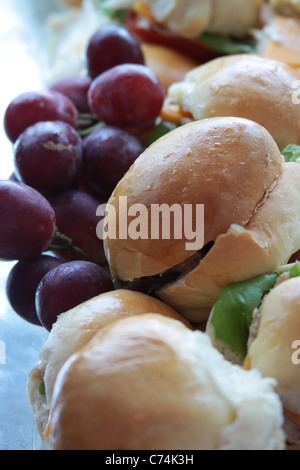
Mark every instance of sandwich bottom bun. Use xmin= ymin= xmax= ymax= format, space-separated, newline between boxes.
xmin=47 ymin=315 xmax=285 ymax=450
xmin=246 ymin=277 xmax=300 ymax=444
xmin=27 ymin=289 xmax=190 ymax=448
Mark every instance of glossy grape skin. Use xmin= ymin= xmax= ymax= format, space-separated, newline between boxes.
xmin=35 ymin=261 xmax=114 ymax=331
xmin=88 ymin=64 xmax=165 ymax=129
xmin=49 ymin=76 xmax=92 ymax=114
xmin=48 ymin=189 xmax=106 ymax=265
xmin=6 ymin=255 xmax=63 ymax=326
xmin=0 ymin=180 xmax=56 ymax=261
xmin=13 ymin=121 xmax=82 ymax=194
xmin=86 ymin=24 xmax=145 ymax=79
xmin=3 ymin=90 xmax=78 ymax=143
xmin=82 ymin=125 xmax=144 ymax=198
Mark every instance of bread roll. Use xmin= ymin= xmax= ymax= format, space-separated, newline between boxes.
xmin=159 ymin=162 xmax=300 ymax=320
xmin=104 ymin=117 xmax=300 ymax=321
xmin=246 ymin=277 xmax=300 ymax=444
xmin=27 ymin=289 xmax=189 ymax=447
xmin=47 ymin=314 xmax=285 ymax=450
xmin=165 ymin=54 xmax=300 ymax=150
xmin=138 ymin=0 xmax=263 ymax=38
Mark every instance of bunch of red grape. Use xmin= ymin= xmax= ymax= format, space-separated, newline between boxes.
xmin=1 ymin=24 xmax=165 ymax=331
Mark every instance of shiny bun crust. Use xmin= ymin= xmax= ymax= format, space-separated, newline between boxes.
xmin=104 ymin=117 xmax=300 ymax=321
xmin=27 ymin=289 xmax=190 ymax=447
xmin=166 ymin=54 xmax=300 ymax=150
xmin=48 ymin=314 xmax=285 ymax=450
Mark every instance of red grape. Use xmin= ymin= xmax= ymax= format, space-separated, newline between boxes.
xmin=82 ymin=125 xmax=144 ymax=197
xmin=86 ymin=24 xmax=145 ymax=79
xmin=88 ymin=63 xmax=165 ymax=128
xmin=35 ymin=260 xmax=114 ymax=331
xmin=48 ymin=189 xmax=106 ymax=265
xmin=6 ymin=255 xmax=63 ymax=326
xmin=3 ymin=90 xmax=78 ymax=143
xmin=0 ymin=180 xmax=56 ymax=261
xmin=13 ymin=121 xmax=82 ymax=194
xmin=49 ymin=76 xmax=92 ymax=114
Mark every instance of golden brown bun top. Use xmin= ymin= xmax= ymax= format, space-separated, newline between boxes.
xmin=48 ymin=314 xmax=285 ymax=450
xmin=104 ymin=117 xmax=283 ymax=281
xmin=28 ymin=289 xmax=189 ymax=408
xmin=166 ymin=54 xmax=300 ymax=150
xmin=248 ymin=277 xmax=300 ymax=412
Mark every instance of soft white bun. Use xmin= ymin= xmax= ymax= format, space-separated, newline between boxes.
xmin=104 ymin=117 xmax=300 ymax=322
xmin=139 ymin=0 xmax=263 ymax=38
xmin=48 ymin=314 xmax=285 ymax=450
xmin=27 ymin=289 xmax=189 ymax=447
xmin=247 ymin=277 xmax=300 ymax=414
xmin=166 ymin=54 xmax=300 ymax=150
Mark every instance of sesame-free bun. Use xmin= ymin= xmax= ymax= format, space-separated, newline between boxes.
xmin=247 ymin=277 xmax=300 ymax=441
xmin=140 ymin=0 xmax=263 ymax=38
xmin=27 ymin=289 xmax=189 ymax=448
xmin=47 ymin=314 xmax=285 ymax=450
xmin=104 ymin=117 xmax=300 ymax=321
xmin=165 ymin=54 xmax=300 ymax=150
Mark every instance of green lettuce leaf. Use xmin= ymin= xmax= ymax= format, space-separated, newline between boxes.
xmin=211 ymin=273 xmax=279 ymax=360
xmin=281 ymin=144 xmax=300 ymax=163
xmin=201 ymin=33 xmax=257 ymax=55
xmin=147 ymin=120 xmax=178 ymax=146
xmin=289 ymin=261 xmax=300 ymax=278
xmin=98 ymin=0 xmax=127 ymax=22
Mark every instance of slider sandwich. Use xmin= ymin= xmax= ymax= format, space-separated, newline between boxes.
xmin=162 ymin=54 xmax=300 ymax=151
xmin=104 ymin=0 xmax=263 ymax=61
xmin=206 ymin=263 xmax=300 ymax=446
xmin=104 ymin=116 xmax=300 ymax=322
xmin=27 ymin=289 xmax=189 ymax=448
xmin=39 ymin=314 xmax=285 ymax=450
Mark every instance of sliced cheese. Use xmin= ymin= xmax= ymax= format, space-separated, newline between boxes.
xmin=261 ymin=15 xmax=300 ymax=67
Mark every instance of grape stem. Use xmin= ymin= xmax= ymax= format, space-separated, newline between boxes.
xmin=47 ymin=231 xmax=92 ymax=262
xmin=78 ymin=120 xmax=105 ymax=137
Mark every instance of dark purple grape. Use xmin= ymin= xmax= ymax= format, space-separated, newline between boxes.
xmin=88 ymin=64 xmax=165 ymax=128
xmin=82 ymin=125 xmax=144 ymax=197
xmin=48 ymin=189 xmax=106 ymax=265
xmin=3 ymin=90 xmax=78 ymax=143
xmin=49 ymin=76 xmax=92 ymax=113
xmin=35 ymin=260 xmax=114 ymax=331
xmin=0 ymin=180 xmax=56 ymax=261
xmin=6 ymin=255 xmax=63 ymax=326
xmin=86 ymin=24 xmax=145 ymax=79
xmin=13 ymin=121 xmax=82 ymax=194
